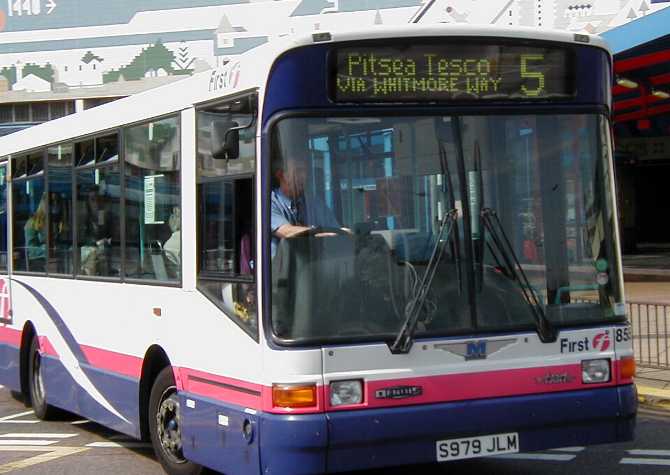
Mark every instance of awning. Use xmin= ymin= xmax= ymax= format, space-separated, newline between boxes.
xmin=602 ymin=7 xmax=670 ymax=128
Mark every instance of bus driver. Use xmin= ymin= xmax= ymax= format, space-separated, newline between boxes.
xmin=270 ymin=157 xmax=344 ymax=256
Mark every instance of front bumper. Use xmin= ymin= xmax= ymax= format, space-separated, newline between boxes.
xmin=259 ymin=384 xmax=637 ymax=474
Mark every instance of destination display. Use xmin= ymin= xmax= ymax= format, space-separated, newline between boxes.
xmin=332 ymin=43 xmax=575 ymax=102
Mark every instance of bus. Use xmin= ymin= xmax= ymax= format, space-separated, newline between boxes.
xmin=0 ymin=25 xmax=636 ymax=475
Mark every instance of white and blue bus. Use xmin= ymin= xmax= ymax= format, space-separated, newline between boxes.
xmin=0 ymin=25 xmax=635 ymax=475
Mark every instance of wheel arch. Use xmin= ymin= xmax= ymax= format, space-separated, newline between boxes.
xmin=139 ymin=345 xmax=172 ymax=441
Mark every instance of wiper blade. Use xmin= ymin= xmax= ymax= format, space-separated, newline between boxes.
xmin=480 ymin=208 xmax=557 ymax=343
xmin=439 ymin=143 xmax=462 ymax=295
xmin=390 ymin=208 xmax=458 ymax=354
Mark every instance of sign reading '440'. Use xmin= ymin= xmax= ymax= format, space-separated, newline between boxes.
xmin=7 ymin=0 xmax=57 ymax=16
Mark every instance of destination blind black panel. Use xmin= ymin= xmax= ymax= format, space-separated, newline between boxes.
xmin=332 ymin=42 xmax=576 ymax=102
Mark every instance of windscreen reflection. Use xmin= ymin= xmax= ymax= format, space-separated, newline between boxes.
xmin=269 ymin=114 xmax=623 ymax=344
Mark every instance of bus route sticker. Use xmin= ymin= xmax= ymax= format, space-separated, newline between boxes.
xmin=0 ymin=278 xmax=11 ymax=323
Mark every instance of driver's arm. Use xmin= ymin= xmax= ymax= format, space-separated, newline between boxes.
xmin=275 ymin=223 xmax=311 ymax=239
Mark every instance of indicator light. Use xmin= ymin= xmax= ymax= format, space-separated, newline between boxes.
xmin=619 ymin=356 xmax=636 ymax=380
xmin=272 ymin=383 xmax=317 ymax=408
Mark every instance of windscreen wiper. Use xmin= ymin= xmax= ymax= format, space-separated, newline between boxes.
xmin=480 ymin=208 xmax=557 ymax=343
xmin=390 ymin=208 xmax=458 ymax=354
xmin=439 ymin=143 xmax=462 ymax=295
xmin=472 ymin=141 xmax=485 ymax=292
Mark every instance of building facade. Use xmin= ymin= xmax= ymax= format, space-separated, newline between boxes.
xmin=0 ymin=0 xmax=667 ymax=134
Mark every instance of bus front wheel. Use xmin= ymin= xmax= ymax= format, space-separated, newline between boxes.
xmin=149 ymin=366 xmax=202 ymax=475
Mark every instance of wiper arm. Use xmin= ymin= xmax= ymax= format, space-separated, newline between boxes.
xmin=480 ymin=208 xmax=557 ymax=343
xmin=439 ymin=143 xmax=462 ymax=295
xmin=390 ymin=208 xmax=458 ymax=354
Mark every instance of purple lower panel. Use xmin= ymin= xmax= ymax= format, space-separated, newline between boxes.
xmin=258 ymin=411 xmax=328 ymax=475
xmin=42 ymin=355 xmax=140 ymax=438
xmin=0 ymin=344 xmax=20 ymax=391
xmin=325 ymin=386 xmax=636 ymax=473
xmin=180 ymin=393 xmax=261 ymax=475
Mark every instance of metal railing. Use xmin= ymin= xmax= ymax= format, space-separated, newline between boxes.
xmin=626 ymin=301 xmax=670 ymax=369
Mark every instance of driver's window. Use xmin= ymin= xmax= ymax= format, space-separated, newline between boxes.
xmin=196 ymin=95 xmax=257 ymax=339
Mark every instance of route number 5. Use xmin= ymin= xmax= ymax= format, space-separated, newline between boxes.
xmin=520 ymin=54 xmax=545 ymax=97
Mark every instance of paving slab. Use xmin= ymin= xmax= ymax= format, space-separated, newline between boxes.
xmin=636 ymin=366 xmax=670 ymax=411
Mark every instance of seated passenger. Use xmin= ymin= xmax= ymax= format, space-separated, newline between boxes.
xmin=24 ymin=195 xmax=47 ymax=272
xmin=79 ymin=186 xmax=113 ymax=276
xmin=163 ymin=207 xmax=181 ymax=266
xmin=49 ymin=192 xmax=72 ymax=274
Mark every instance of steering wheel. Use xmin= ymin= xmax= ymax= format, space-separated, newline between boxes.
xmin=293 ymin=226 xmax=352 ymax=237
xmin=334 ymin=321 xmax=387 ymax=337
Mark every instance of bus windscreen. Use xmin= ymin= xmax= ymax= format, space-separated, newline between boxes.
xmin=331 ymin=41 xmax=576 ymax=102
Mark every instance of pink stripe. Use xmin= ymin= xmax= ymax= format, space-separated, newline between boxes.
xmin=20 ymin=337 xmax=142 ymax=380
xmin=38 ymin=336 xmax=58 ymax=357
xmin=177 ymin=367 xmax=327 ymax=414
xmin=0 ymin=326 xmax=21 ymax=347
xmin=326 ymin=363 xmax=619 ymax=411
xmin=20 ymin=334 xmax=634 ymax=414
xmin=80 ymin=345 xmax=143 ymax=380
xmin=21 ymin=337 xmax=142 ymax=379
xmin=178 ymin=361 xmax=631 ymax=413
xmin=178 ymin=368 xmax=263 ymax=410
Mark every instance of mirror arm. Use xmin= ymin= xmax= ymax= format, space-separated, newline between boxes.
xmin=222 ymin=114 xmax=257 ymax=144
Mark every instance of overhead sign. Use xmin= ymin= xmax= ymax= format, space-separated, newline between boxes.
xmin=332 ymin=41 xmax=576 ymax=103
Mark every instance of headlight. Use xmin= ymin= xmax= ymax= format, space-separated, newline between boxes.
xmin=330 ymin=380 xmax=363 ymax=406
xmin=582 ymin=358 xmax=611 ymax=384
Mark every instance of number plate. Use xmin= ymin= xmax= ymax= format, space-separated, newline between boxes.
xmin=436 ymin=432 xmax=519 ymax=461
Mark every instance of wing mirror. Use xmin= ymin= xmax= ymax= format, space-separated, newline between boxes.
xmin=212 ymin=121 xmax=241 ymax=160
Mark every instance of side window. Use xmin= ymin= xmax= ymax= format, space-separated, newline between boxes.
xmin=12 ymin=152 xmax=46 ymax=273
xmin=47 ymin=144 xmax=73 ymax=275
xmin=0 ymin=163 xmax=7 ymax=272
xmin=75 ymin=139 xmax=94 ymax=167
xmin=124 ymin=116 xmax=180 ymax=282
xmin=75 ymin=135 xmax=121 ymax=278
xmin=196 ymin=95 xmax=257 ymax=338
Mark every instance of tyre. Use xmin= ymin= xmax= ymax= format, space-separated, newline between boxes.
xmin=149 ymin=366 xmax=202 ymax=475
xmin=28 ymin=336 xmax=56 ymax=420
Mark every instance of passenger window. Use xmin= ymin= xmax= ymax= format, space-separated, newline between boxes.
xmin=12 ymin=156 xmax=27 ymax=180
xmin=12 ymin=151 xmax=46 ymax=273
xmin=75 ymin=156 xmax=121 ymax=278
xmin=96 ymin=134 xmax=119 ymax=163
xmin=0 ymin=164 xmax=7 ymax=272
xmin=196 ymin=95 xmax=257 ymax=338
xmin=75 ymin=139 xmax=94 ymax=167
xmin=123 ymin=116 xmax=180 ymax=282
xmin=47 ymin=145 xmax=73 ymax=275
